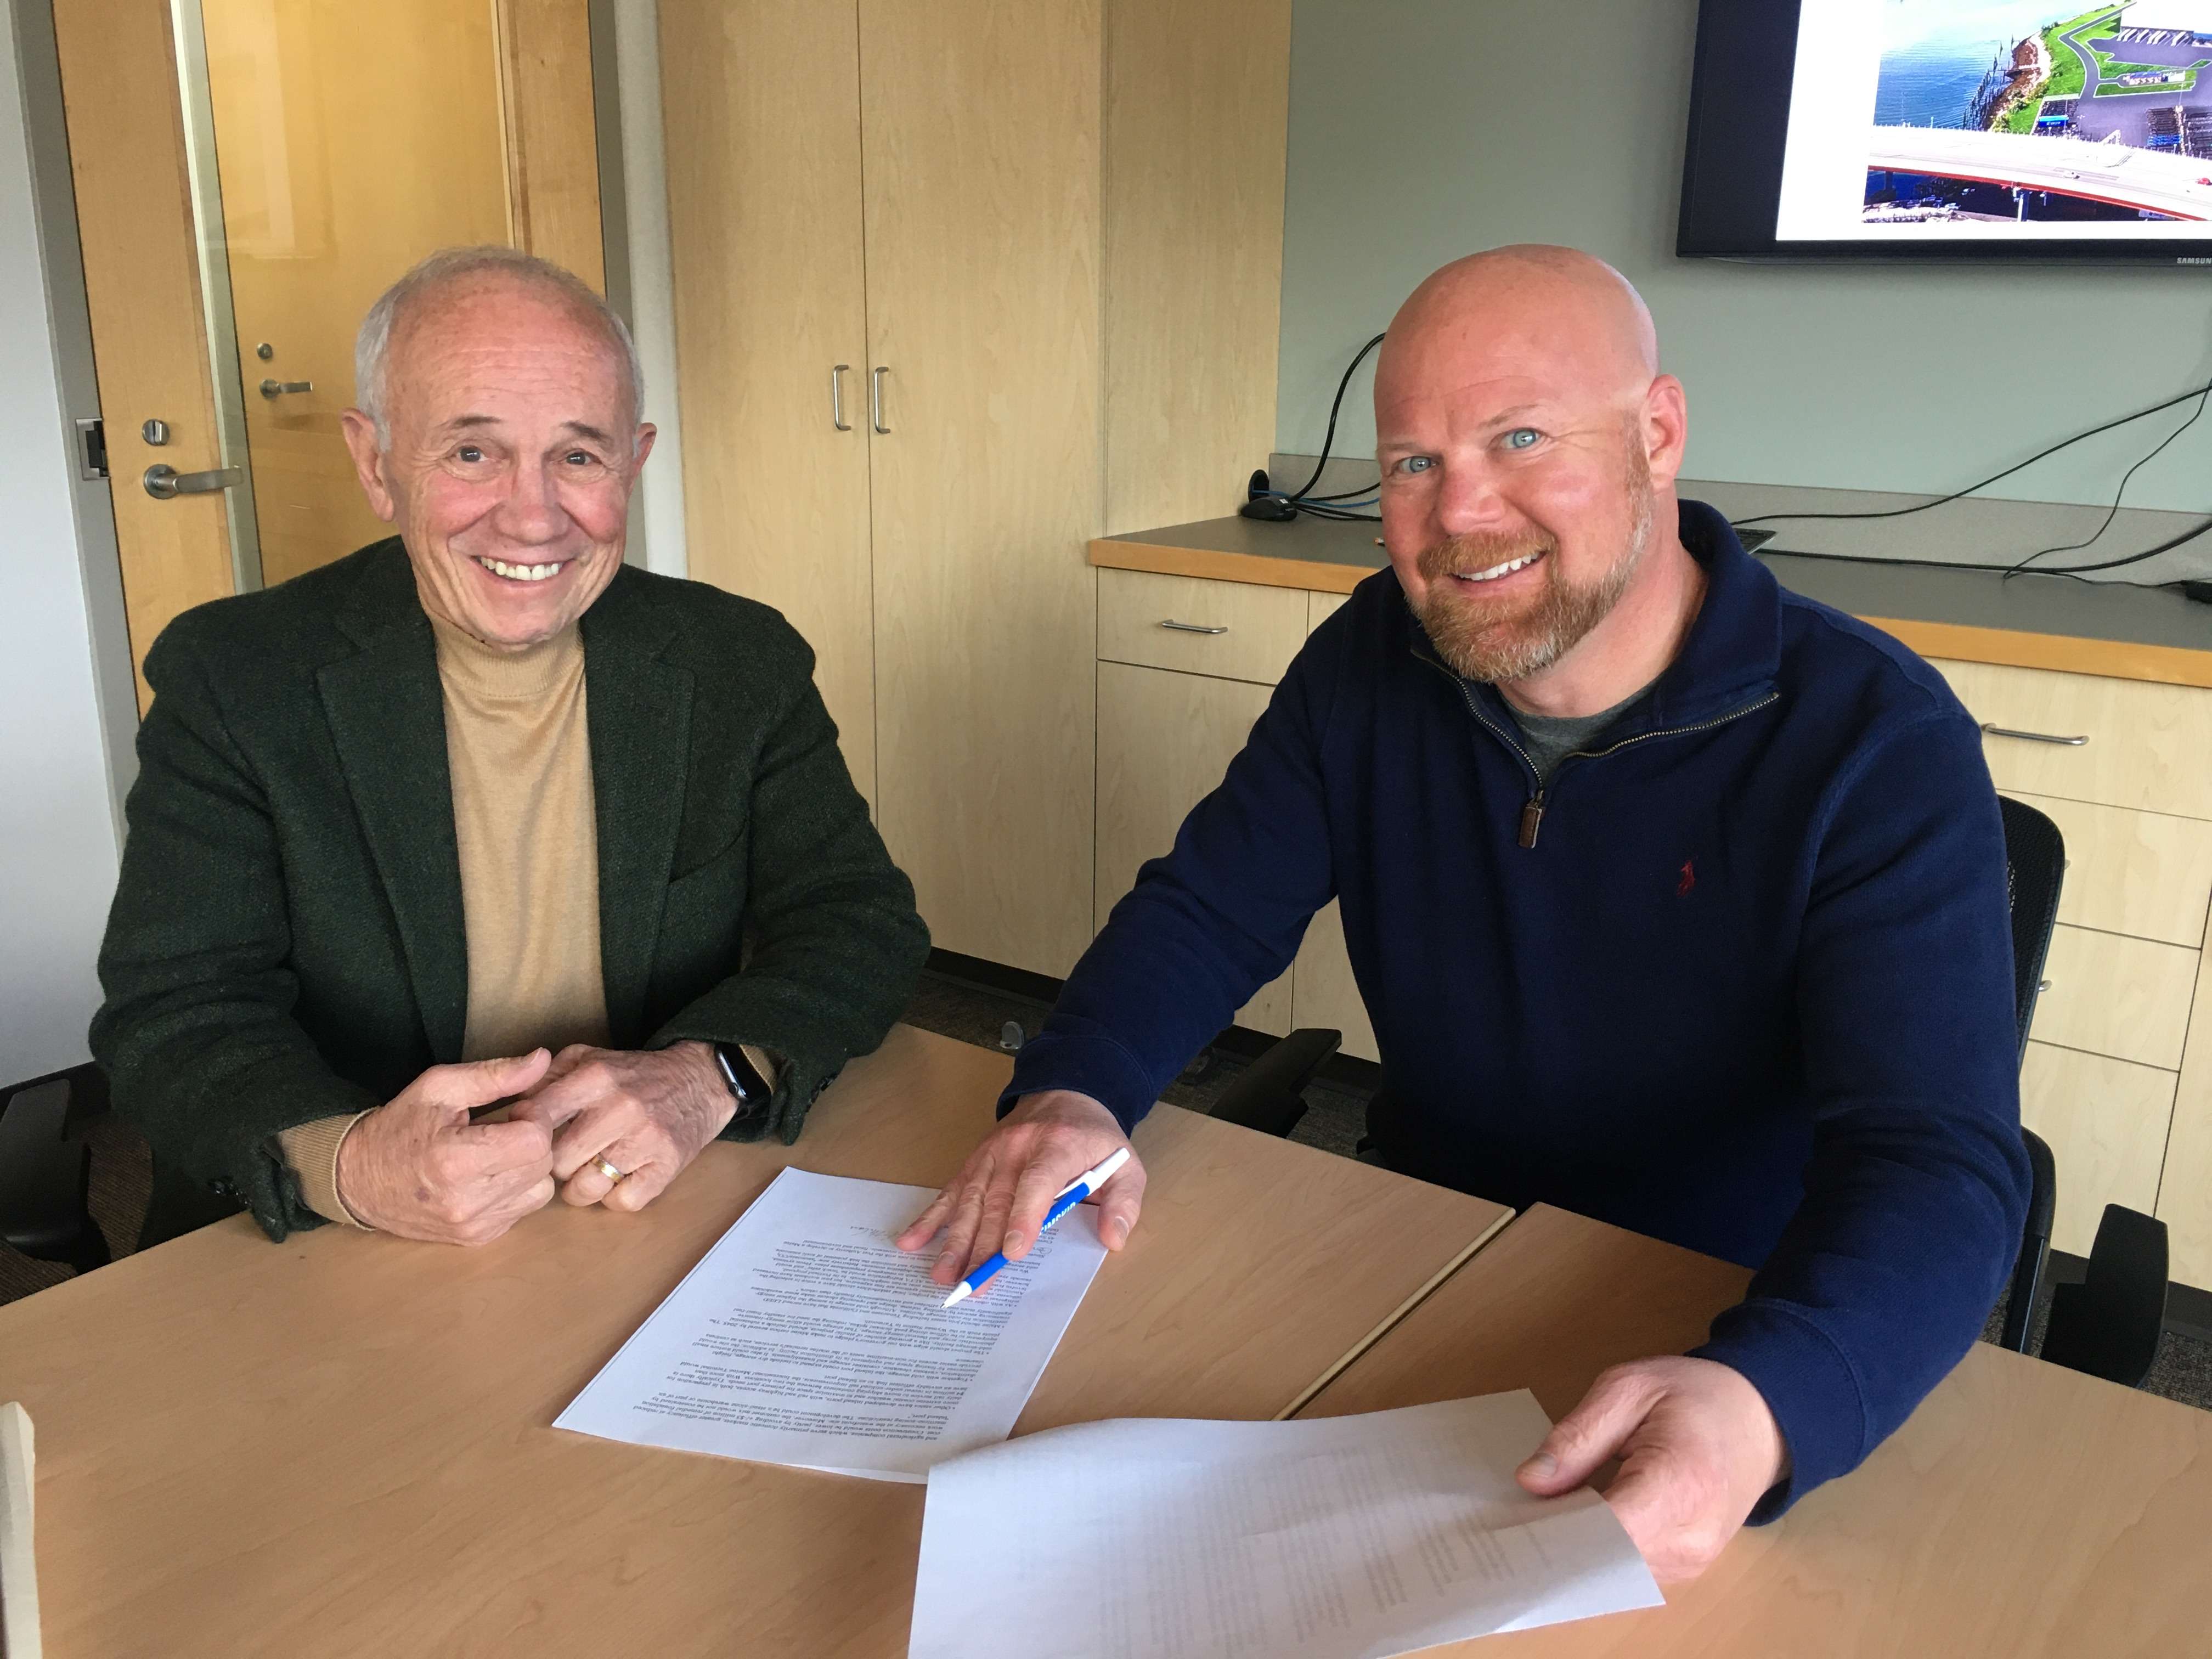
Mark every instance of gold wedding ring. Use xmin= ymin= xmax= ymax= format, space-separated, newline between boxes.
xmin=593 ymin=1156 xmax=625 ymax=1182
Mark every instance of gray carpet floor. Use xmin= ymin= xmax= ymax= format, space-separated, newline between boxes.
xmin=9 ymin=968 xmax=2210 ymax=1421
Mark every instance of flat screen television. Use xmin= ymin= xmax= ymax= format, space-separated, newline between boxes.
xmin=1680 ymin=0 xmax=2212 ymax=261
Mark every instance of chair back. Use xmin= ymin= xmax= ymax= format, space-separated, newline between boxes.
xmin=1997 ymin=796 xmax=2064 ymax=1064
xmin=1996 ymin=795 xmax=2064 ymax=1355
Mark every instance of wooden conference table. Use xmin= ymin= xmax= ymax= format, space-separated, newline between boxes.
xmin=1302 ymin=1205 xmax=2212 ymax=1658
xmin=0 ymin=1025 xmax=1510 ymax=1657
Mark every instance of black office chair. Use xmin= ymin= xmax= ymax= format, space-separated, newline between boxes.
xmin=0 ymin=1076 xmax=110 ymax=1277
xmin=1996 ymin=795 xmax=2064 ymax=1353
xmin=1207 ymin=1028 xmax=1342 ymax=1140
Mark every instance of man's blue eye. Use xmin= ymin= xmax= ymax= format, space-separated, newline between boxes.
xmin=458 ymin=446 xmax=484 ymax=463
xmin=1504 ymin=428 xmax=1541 ymax=450
xmin=1398 ymin=455 xmax=1435 ymax=474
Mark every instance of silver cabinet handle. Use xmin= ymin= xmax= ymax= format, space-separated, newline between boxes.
xmin=2039 ymin=979 xmax=2053 ymax=993
xmin=258 ymin=379 xmax=312 ymax=398
xmin=831 ymin=364 xmax=851 ymax=431
xmin=1980 ymin=724 xmax=2087 ymax=747
xmin=1159 ymin=619 xmax=1229 ymax=635
xmin=143 ymin=464 xmax=242 ymax=500
xmin=870 ymin=366 xmax=890 ymax=434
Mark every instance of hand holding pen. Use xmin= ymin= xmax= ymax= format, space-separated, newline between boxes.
xmin=894 ymin=1090 xmax=1147 ymax=1289
xmin=940 ymin=1147 xmax=1132 ymax=1307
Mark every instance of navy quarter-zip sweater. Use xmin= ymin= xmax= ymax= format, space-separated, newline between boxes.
xmin=1008 ymin=500 xmax=2028 ymax=1516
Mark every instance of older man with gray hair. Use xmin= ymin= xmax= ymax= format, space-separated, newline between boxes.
xmin=94 ymin=246 xmax=928 ymax=1248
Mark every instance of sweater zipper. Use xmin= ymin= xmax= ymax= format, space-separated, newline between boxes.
xmin=1430 ymin=658 xmax=1779 ymax=849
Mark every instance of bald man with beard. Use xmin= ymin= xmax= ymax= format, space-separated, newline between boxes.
xmin=902 ymin=246 xmax=2027 ymax=1578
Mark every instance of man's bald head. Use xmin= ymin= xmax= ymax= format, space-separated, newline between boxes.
xmin=1378 ymin=245 xmax=1658 ymax=414
xmin=1371 ymin=246 xmax=1695 ymax=707
xmin=354 ymin=246 xmax=642 ymax=449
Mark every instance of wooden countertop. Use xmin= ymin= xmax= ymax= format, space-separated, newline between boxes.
xmin=1091 ymin=515 xmax=2212 ymax=689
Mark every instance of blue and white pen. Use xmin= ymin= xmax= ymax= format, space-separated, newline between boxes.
xmin=939 ymin=1146 xmax=1132 ymax=1310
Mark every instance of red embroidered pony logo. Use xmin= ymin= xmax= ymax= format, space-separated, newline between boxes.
xmin=1677 ymin=859 xmax=1697 ymax=897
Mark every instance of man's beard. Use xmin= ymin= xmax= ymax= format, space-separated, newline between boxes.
xmin=1409 ymin=452 xmax=1656 ymax=685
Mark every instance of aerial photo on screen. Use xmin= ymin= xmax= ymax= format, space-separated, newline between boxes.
xmin=1867 ymin=0 xmax=2212 ymax=227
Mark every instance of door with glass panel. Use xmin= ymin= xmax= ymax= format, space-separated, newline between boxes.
xmin=51 ymin=0 xmax=602 ymax=704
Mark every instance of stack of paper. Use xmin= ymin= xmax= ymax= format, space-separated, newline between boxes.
xmin=556 ymin=1168 xmax=1107 ymax=1481
xmin=907 ymin=1392 xmax=1662 ymax=1658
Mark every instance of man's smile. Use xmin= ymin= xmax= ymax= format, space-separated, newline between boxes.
xmin=473 ymin=554 xmax=575 ymax=584
xmin=1447 ymin=549 xmax=1547 ymax=587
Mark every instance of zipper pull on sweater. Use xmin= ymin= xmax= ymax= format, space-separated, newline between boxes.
xmin=1519 ymin=793 xmax=1545 ymax=849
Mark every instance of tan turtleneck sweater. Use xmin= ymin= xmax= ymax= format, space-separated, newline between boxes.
xmin=276 ymin=617 xmax=609 ymax=1224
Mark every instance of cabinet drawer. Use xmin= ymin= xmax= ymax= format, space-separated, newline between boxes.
xmin=2021 ymin=1041 xmax=2176 ymax=1259
xmin=1932 ymin=659 xmax=2212 ymax=820
xmin=2006 ymin=792 xmax=2212 ymax=949
xmin=1099 ymin=568 xmax=1308 ymax=685
xmin=1308 ymin=590 xmax=1347 ymax=635
xmin=2030 ymin=924 xmax=2198 ymax=1070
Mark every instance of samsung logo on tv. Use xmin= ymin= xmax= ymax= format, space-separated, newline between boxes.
xmin=2180 ymin=258 xmax=2212 ymax=265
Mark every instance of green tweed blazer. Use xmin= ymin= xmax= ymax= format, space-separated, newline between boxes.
xmin=91 ymin=539 xmax=929 ymax=1240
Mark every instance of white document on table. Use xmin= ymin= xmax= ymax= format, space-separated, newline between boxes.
xmin=908 ymin=1391 xmax=1662 ymax=1659
xmin=555 ymin=1167 xmax=1107 ymax=1481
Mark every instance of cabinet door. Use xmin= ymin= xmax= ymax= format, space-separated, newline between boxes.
xmin=660 ymin=0 xmax=878 ymax=804
xmin=860 ymin=0 xmax=1103 ymax=975
xmin=2160 ymin=913 xmax=2212 ymax=1289
xmin=1291 ymin=588 xmax=1378 ymax=1061
xmin=1096 ymin=662 xmax=1290 ymax=1034
xmin=2021 ymin=1041 xmax=2176 ymax=1259
xmin=1292 ymin=901 xmax=1379 ymax=1063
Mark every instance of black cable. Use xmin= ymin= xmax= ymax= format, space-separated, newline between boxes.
xmin=1288 ymin=332 xmax=1388 ymax=505
xmin=2022 ymin=511 xmax=2212 ymax=576
xmin=2004 ymin=382 xmax=2212 ymax=578
xmin=1757 ymin=511 xmax=2212 ymax=584
xmin=1728 ymin=375 xmax=2212 ymax=533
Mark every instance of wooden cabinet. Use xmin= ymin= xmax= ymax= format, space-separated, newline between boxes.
xmin=2003 ymin=791 xmax=2212 ymax=949
xmin=1933 ymin=659 xmax=2212 ymax=820
xmin=2021 ymin=1042 xmax=2177 ymax=1262
xmin=1289 ymin=592 xmax=1378 ymax=1062
xmin=1091 ymin=572 xmax=1378 ymax=1062
xmin=1933 ymin=657 xmax=2212 ymax=1273
xmin=2161 ymin=945 xmax=2212 ymax=1291
xmin=659 ymin=1 xmax=1290 ymax=978
xmin=856 ymin=0 xmax=1103 ymax=975
xmin=1291 ymin=900 xmax=1379 ymax=1063
xmin=661 ymin=0 xmax=876 ymax=804
xmin=1098 ymin=568 xmax=1307 ymax=685
xmin=1095 ymin=661 xmax=1289 ymax=1034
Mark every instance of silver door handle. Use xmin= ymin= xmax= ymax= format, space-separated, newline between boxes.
xmin=1159 ymin=619 xmax=1229 ymax=635
xmin=258 ymin=379 xmax=313 ymax=398
xmin=1980 ymin=724 xmax=2087 ymax=747
xmin=143 ymin=464 xmax=242 ymax=499
xmin=831 ymin=364 xmax=852 ymax=431
xmin=870 ymin=366 xmax=890 ymax=434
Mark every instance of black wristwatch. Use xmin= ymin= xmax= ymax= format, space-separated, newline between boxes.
xmin=711 ymin=1041 xmax=772 ymax=1120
